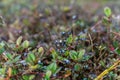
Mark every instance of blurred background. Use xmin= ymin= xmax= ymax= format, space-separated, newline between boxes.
xmin=0 ymin=0 xmax=120 ymax=43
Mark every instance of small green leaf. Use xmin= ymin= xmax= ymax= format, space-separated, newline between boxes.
xmin=26 ymin=53 xmax=36 ymax=64
xmin=104 ymin=7 xmax=112 ymax=17
xmin=0 ymin=68 xmax=6 ymax=75
xmin=47 ymin=62 xmax=57 ymax=74
xmin=29 ymin=75 xmax=35 ymax=80
xmin=38 ymin=47 xmax=44 ymax=53
xmin=6 ymin=53 xmax=13 ymax=60
xmin=13 ymin=55 xmax=21 ymax=63
xmin=30 ymin=64 xmax=39 ymax=70
xmin=78 ymin=49 xmax=85 ymax=60
xmin=22 ymin=40 xmax=29 ymax=48
xmin=29 ymin=53 xmax=35 ymax=62
xmin=115 ymin=49 xmax=120 ymax=54
xmin=50 ymin=48 xmax=58 ymax=59
xmin=54 ymin=67 xmax=62 ymax=74
xmin=22 ymin=75 xmax=29 ymax=80
xmin=0 ymin=47 xmax=5 ymax=54
xmin=70 ymin=50 xmax=77 ymax=60
xmin=100 ymin=60 xmax=105 ymax=67
xmin=113 ymin=41 xmax=119 ymax=48
xmin=12 ymin=68 xmax=17 ymax=75
xmin=45 ymin=70 xmax=52 ymax=80
xmin=0 ymin=41 xmax=5 ymax=47
xmin=66 ymin=34 xmax=73 ymax=44
xmin=16 ymin=36 xmax=23 ymax=46
xmin=74 ymin=64 xmax=81 ymax=71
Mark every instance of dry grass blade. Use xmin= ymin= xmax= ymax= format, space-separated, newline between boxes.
xmin=94 ymin=59 xmax=120 ymax=80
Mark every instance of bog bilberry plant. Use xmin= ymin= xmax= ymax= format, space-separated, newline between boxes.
xmin=0 ymin=1 xmax=119 ymax=80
